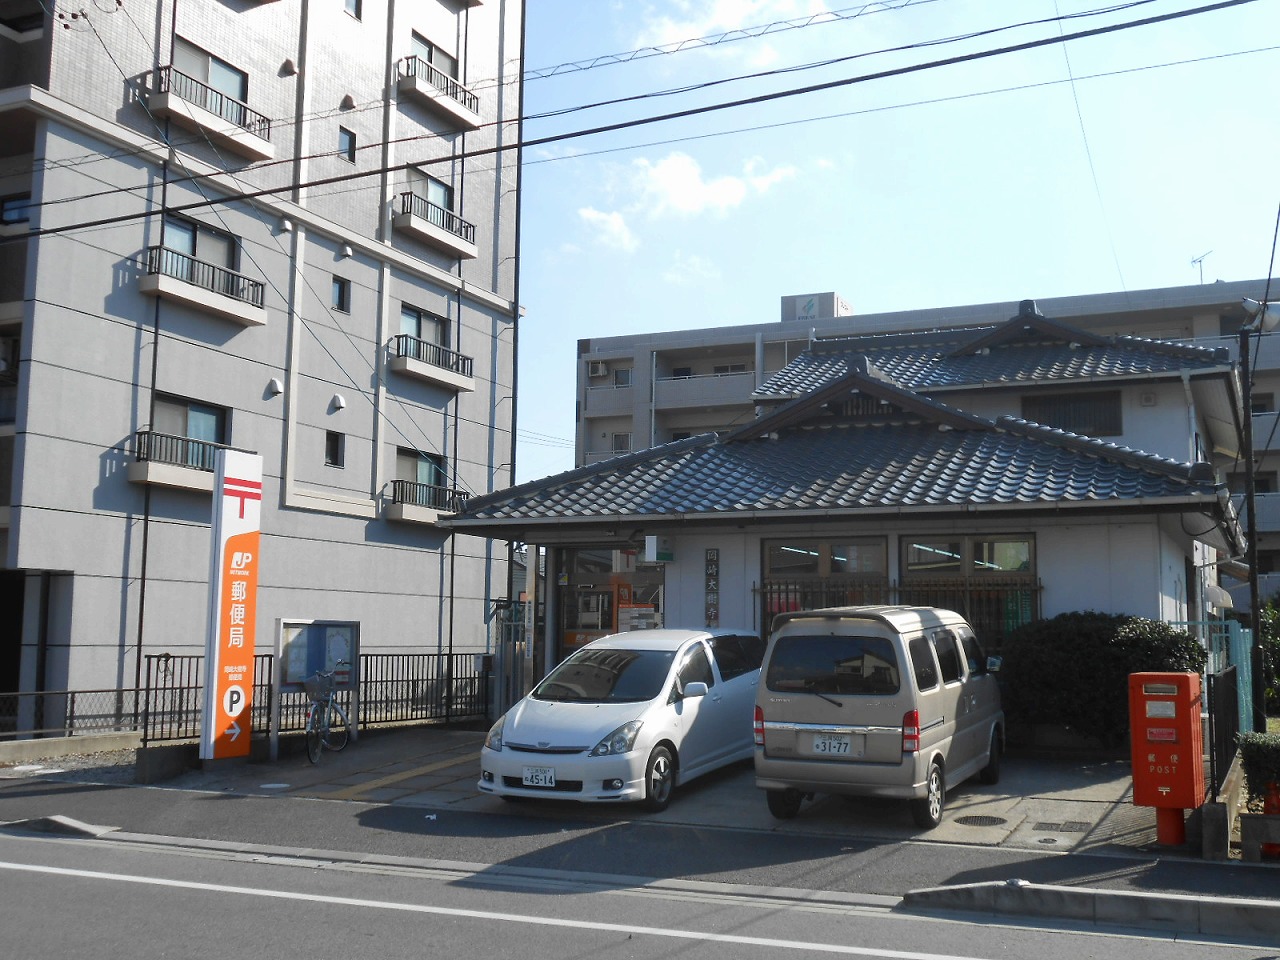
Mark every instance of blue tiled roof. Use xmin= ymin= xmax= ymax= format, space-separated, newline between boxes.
xmin=454 ymin=417 xmax=1222 ymax=525
xmin=755 ymin=330 xmax=1231 ymax=400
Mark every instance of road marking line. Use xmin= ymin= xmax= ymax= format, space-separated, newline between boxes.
xmin=0 ymin=860 xmax=974 ymax=959
xmin=324 ymin=753 xmax=477 ymax=801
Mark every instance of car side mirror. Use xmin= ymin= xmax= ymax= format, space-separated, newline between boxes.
xmin=986 ymin=655 xmax=1003 ymax=673
xmin=682 ymin=681 xmax=709 ymax=699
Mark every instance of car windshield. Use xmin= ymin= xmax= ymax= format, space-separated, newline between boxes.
xmin=766 ymin=634 xmax=901 ymax=695
xmin=532 ymin=648 xmax=676 ymax=703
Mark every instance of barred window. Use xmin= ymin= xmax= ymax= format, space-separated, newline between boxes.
xmin=1021 ymin=390 xmax=1121 ymax=437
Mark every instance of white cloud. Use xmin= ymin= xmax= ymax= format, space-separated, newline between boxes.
xmin=633 ymin=151 xmax=796 ymax=218
xmin=578 ymin=207 xmax=639 ymax=252
xmin=663 ymin=251 xmax=721 ymax=286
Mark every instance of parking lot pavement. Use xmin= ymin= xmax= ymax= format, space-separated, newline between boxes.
xmin=147 ymin=725 xmax=1156 ymax=854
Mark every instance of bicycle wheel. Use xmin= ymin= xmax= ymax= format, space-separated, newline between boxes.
xmin=305 ymin=704 xmax=324 ymax=764
xmin=323 ymin=702 xmax=349 ymax=752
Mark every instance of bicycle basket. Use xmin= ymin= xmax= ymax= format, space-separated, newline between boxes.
xmin=303 ymin=674 xmax=329 ymax=699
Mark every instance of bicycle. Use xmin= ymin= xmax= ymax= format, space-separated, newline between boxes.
xmin=303 ymin=662 xmax=351 ymax=763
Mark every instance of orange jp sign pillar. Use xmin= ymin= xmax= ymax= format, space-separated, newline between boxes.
xmin=1128 ymin=672 xmax=1205 ymax=846
xmin=200 ymin=449 xmax=263 ymax=761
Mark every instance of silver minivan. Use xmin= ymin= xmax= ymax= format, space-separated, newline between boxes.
xmin=753 ymin=605 xmax=1003 ymax=828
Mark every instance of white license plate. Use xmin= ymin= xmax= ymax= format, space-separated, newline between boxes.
xmin=811 ymin=733 xmax=852 ymax=755
xmin=522 ymin=765 xmax=556 ymax=787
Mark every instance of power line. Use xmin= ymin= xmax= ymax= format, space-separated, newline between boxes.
xmin=6 ymin=0 xmax=1260 ymax=246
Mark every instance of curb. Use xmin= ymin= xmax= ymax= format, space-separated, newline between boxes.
xmin=902 ymin=878 xmax=1280 ymax=941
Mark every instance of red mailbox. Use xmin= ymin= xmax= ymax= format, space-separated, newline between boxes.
xmin=1128 ymin=672 xmax=1205 ymax=846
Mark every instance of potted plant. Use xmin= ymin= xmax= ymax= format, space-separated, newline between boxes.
xmin=1238 ymin=731 xmax=1280 ymax=859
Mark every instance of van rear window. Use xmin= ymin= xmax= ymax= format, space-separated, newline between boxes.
xmin=766 ymin=635 xmax=900 ymax=695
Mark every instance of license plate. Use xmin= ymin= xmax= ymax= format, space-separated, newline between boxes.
xmin=522 ymin=765 xmax=556 ymax=787
xmin=811 ymin=733 xmax=852 ymax=756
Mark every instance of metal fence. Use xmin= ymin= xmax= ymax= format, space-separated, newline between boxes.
xmin=1206 ymin=665 xmax=1239 ymax=802
xmin=0 ymin=651 xmax=489 ymax=744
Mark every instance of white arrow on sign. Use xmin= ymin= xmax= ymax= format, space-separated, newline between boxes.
xmin=227 ymin=720 xmax=241 ymax=741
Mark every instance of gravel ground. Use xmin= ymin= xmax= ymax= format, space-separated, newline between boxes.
xmin=0 ymin=748 xmax=140 ymax=785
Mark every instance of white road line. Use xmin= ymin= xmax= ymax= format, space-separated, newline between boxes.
xmin=0 ymin=859 xmax=977 ymax=959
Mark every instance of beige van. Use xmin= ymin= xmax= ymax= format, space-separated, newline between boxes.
xmin=753 ymin=605 xmax=1003 ymax=828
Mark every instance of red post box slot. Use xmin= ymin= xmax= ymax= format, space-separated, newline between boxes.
xmin=1146 ymin=728 xmax=1178 ymax=742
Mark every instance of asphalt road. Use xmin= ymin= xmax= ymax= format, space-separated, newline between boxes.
xmin=0 ymin=775 xmax=1269 ymax=905
xmin=0 ymin=825 xmax=1269 ymax=960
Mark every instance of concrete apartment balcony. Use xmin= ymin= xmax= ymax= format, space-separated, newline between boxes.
xmin=583 ymin=383 xmax=633 ymax=416
xmin=396 ymin=57 xmax=482 ymax=131
xmin=126 ymin=430 xmax=228 ymax=493
xmin=391 ymin=192 xmax=478 ymax=260
xmin=388 ymin=334 xmax=475 ymax=393
xmin=149 ymin=66 xmax=274 ymax=162
xmin=386 ymin=479 xmax=469 ymax=525
xmin=139 ymin=246 xmax=268 ymax=327
xmin=653 ymin=370 xmax=756 ymax=409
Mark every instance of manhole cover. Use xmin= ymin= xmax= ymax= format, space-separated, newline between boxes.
xmin=1060 ymin=821 xmax=1089 ymax=833
xmin=956 ymin=815 xmax=1007 ymax=827
xmin=1033 ymin=821 xmax=1062 ymax=831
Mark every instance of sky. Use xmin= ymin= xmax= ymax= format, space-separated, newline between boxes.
xmin=513 ymin=0 xmax=1280 ymax=483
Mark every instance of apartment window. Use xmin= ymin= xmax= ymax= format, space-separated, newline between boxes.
xmin=1 ymin=194 xmax=31 ymax=225
xmin=154 ymin=395 xmax=225 ymax=441
xmin=1254 ymin=392 xmax=1276 ymax=414
xmin=671 ymin=366 xmax=693 ymax=378
xmin=611 ymin=432 xmax=632 ymax=454
xmin=1021 ymin=390 xmax=1121 ymax=437
xmin=401 ymin=304 xmax=446 ymax=346
xmin=164 ymin=216 xmax=236 ymax=270
xmin=338 ymin=126 xmax=356 ymax=163
xmin=397 ymin=447 xmax=447 ymax=487
xmin=713 ymin=363 xmax=747 ymax=375
xmin=902 ymin=535 xmax=1034 ymax=577
xmin=344 ymin=0 xmax=362 ymax=19
xmin=671 ymin=431 xmax=692 ymax=441
xmin=409 ymin=169 xmax=454 ymax=213
xmin=411 ymin=32 xmax=458 ymax=79
xmin=613 ymin=368 xmax=632 ymax=387
xmin=325 ymin=431 xmax=345 ymax=467
xmin=332 ymin=276 xmax=351 ymax=312
xmin=174 ymin=37 xmax=248 ymax=104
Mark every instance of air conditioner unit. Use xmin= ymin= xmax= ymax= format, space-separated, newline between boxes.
xmin=588 ymin=361 xmax=607 ymax=378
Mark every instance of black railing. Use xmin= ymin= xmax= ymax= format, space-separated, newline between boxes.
xmin=755 ymin=577 xmax=1040 ymax=648
xmin=390 ymin=478 xmax=470 ymax=513
xmin=133 ymin=429 xmax=233 ymax=472
xmin=145 ymin=246 xmax=266 ymax=308
xmin=1206 ymin=665 xmax=1239 ymax=802
xmin=155 ymin=65 xmax=272 ymax=140
xmin=398 ymin=56 xmax=480 ymax=114
xmin=392 ymin=334 xmax=474 ymax=378
xmin=397 ymin=192 xmax=476 ymax=244
xmin=0 ymin=688 xmax=141 ymax=740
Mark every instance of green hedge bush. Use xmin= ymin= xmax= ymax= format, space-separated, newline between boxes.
xmin=1238 ymin=731 xmax=1280 ymax=811
xmin=999 ymin=612 xmax=1207 ymax=747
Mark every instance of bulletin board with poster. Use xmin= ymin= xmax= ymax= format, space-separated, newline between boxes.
xmin=279 ymin=620 xmax=359 ymax=692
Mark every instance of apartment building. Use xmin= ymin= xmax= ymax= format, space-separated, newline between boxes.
xmin=577 ymin=280 xmax=1280 ymax=599
xmin=0 ymin=0 xmax=523 ymax=699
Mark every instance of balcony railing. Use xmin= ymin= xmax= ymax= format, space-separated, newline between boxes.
xmin=154 ymin=66 xmax=272 ymax=141
xmin=397 ymin=192 xmax=475 ymax=244
xmin=390 ymin=479 xmax=470 ymax=513
xmin=145 ymin=246 xmax=265 ymax=308
xmin=392 ymin=334 xmax=473 ymax=378
xmin=397 ymin=56 xmax=480 ymax=114
xmin=134 ymin=429 xmax=231 ymax=473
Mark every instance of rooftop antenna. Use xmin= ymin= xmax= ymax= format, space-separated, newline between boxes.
xmin=1191 ymin=250 xmax=1212 ymax=284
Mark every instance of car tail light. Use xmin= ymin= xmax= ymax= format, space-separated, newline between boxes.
xmin=902 ymin=709 xmax=920 ymax=754
xmin=754 ymin=705 xmax=765 ymax=747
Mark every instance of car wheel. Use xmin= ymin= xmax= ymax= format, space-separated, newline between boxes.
xmin=641 ymin=745 xmax=675 ymax=811
xmin=978 ymin=728 xmax=1001 ymax=785
xmin=910 ymin=760 xmax=945 ymax=829
xmin=766 ymin=788 xmax=803 ymax=820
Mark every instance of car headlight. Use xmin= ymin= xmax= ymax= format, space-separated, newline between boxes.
xmin=591 ymin=720 xmax=643 ymax=757
xmin=484 ymin=715 xmax=505 ymax=751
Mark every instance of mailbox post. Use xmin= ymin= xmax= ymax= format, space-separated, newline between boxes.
xmin=1128 ymin=672 xmax=1205 ymax=846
